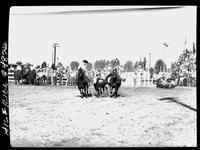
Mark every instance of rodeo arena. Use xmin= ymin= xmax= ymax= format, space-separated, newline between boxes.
xmin=9 ymin=48 xmax=196 ymax=147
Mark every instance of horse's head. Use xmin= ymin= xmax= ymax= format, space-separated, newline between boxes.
xmin=110 ymin=72 xmax=118 ymax=83
xmin=77 ymin=68 xmax=84 ymax=80
xmin=78 ymin=67 xmax=83 ymax=75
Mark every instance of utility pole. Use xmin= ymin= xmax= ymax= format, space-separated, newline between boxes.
xmin=163 ymin=42 xmax=168 ymax=72
xmin=149 ymin=52 xmax=151 ymax=70
xmin=52 ymin=50 xmax=54 ymax=65
xmin=52 ymin=43 xmax=59 ymax=68
xmin=57 ymin=58 xmax=59 ymax=66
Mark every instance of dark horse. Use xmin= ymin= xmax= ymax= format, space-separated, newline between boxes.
xmin=76 ymin=68 xmax=91 ymax=98
xmin=14 ymin=69 xmax=22 ymax=84
xmin=104 ymin=68 xmax=125 ymax=98
xmin=14 ymin=67 xmax=36 ymax=85
xmin=94 ymin=78 xmax=108 ymax=97
xmin=108 ymin=72 xmax=122 ymax=97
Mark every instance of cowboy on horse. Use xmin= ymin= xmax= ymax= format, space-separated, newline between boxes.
xmin=93 ymin=70 xmax=108 ymax=96
xmin=103 ymin=59 xmax=126 ymax=85
xmin=78 ymin=60 xmax=90 ymax=83
xmin=104 ymin=67 xmax=125 ymax=84
xmin=76 ymin=60 xmax=92 ymax=98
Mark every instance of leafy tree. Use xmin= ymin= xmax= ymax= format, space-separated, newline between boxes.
xmin=70 ymin=61 xmax=79 ymax=70
xmin=86 ymin=62 xmax=93 ymax=71
xmin=192 ymin=42 xmax=196 ymax=54
xmin=124 ymin=60 xmax=134 ymax=72
xmin=137 ymin=57 xmax=147 ymax=70
xmin=154 ymin=59 xmax=166 ymax=74
xmin=110 ymin=58 xmax=120 ymax=68
xmin=114 ymin=58 xmax=120 ymax=66
xmin=41 ymin=61 xmax=47 ymax=68
xmin=51 ymin=63 xmax=56 ymax=70
xmin=138 ymin=57 xmax=142 ymax=67
xmin=16 ymin=61 xmax=22 ymax=66
xmin=24 ymin=62 xmax=31 ymax=69
xmin=171 ymin=62 xmax=177 ymax=73
xmin=143 ymin=57 xmax=147 ymax=70
xmin=134 ymin=61 xmax=139 ymax=69
xmin=36 ymin=65 xmax=40 ymax=69
xmin=94 ymin=59 xmax=108 ymax=71
xmin=177 ymin=49 xmax=196 ymax=86
xmin=57 ymin=62 xmax=64 ymax=68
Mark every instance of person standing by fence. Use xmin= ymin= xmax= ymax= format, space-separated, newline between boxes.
xmin=47 ymin=68 xmax=52 ymax=85
xmin=133 ymin=72 xmax=137 ymax=87
xmin=57 ymin=65 xmax=64 ymax=85
xmin=65 ymin=66 xmax=70 ymax=86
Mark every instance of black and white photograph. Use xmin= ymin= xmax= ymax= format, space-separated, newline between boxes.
xmin=8 ymin=6 xmax=196 ymax=147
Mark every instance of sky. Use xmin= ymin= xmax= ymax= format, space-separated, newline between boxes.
xmin=9 ymin=6 xmax=196 ymax=68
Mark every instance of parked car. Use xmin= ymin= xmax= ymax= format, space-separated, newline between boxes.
xmin=155 ymin=77 xmax=175 ymax=89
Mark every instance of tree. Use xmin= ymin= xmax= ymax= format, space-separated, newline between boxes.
xmin=171 ymin=62 xmax=175 ymax=72
xmin=36 ymin=65 xmax=40 ymax=69
xmin=51 ymin=63 xmax=56 ymax=70
xmin=86 ymin=62 xmax=93 ymax=71
xmin=154 ymin=59 xmax=166 ymax=74
xmin=177 ymin=49 xmax=196 ymax=86
xmin=134 ymin=61 xmax=139 ymax=69
xmin=143 ymin=57 xmax=147 ymax=70
xmin=70 ymin=61 xmax=79 ymax=70
xmin=114 ymin=58 xmax=120 ymax=66
xmin=192 ymin=42 xmax=196 ymax=54
xmin=16 ymin=61 xmax=22 ymax=66
xmin=138 ymin=57 xmax=142 ymax=67
xmin=124 ymin=60 xmax=134 ymax=72
xmin=58 ymin=62 xmax=63 ymax=67
xmin=41 ymin=61 xmax=47 ymax=68
xmin=94 ymin=59 xmax=108 ymax=71
xmin=24 ymin=62 xmax=31 ymax=69
xmin=110 ymin=58 xmax=120 ymax=68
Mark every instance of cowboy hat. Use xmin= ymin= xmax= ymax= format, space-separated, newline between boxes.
xmin=83 ymin=60 xmax=89 ymax=63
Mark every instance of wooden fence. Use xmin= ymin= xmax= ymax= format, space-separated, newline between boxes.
xmin=8 ymin=70 xmax=156 ymax=87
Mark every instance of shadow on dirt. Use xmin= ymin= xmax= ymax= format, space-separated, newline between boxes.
xmin=158 ymin=97 xmax=196 ymax=112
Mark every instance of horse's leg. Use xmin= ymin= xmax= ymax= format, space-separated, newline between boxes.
xmin=115 ymin=87 xmax=119 ymax=97
xmin=102 ymin=86 xmax=104 ymax=95
xmin=113 ymin=87 xmax=119 ymax=98
xmin=85 ymin=85 xmax=87 ymax=97
xmin=110 ymin=88 xmax=116 ymax=97
xmin=86 ymin=85 xmax=89 ymax=97
xmin=42 ymin=76 xmax=44 ymax=85
xmin=104 ymin=86 xmax=107 ymax=95
xmin=109 ymin=86 xmax=112 ymax=94
xmin=80 ymin=89 xmax=83 ymax=97
xmin=80 ymin=89 xmax=82 ymax=97
xmin=43 ymin=76 xmax=45 ymax=85
xmin=44 ymin=76 xmax=46 ymax=85
xmin=85 ymin=84 xmax=88 ymax=97
xmin=79 ymin=88 xmax=83 ymax=98
xmin=110 ymin=87 xmax=115 ymax=98
xmin=40 ymin=77 xmax=42 ymax=85
xmin=83 ymin=87 xmax=86 ymax=97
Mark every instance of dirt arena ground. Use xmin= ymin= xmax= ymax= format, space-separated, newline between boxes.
xmin=9 ymin=83 xmax=196 ymax=147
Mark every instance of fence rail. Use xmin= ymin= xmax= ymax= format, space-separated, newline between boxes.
xmin=8 ymin=71 xmax=155 ymax=87
xmin=8 ymin=71 xmax=74 ymax=85
xmin=9 ymin=70 xmax=195 ymax=87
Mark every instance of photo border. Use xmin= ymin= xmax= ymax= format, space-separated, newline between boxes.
xmin=0 ymin=0 xmax=198 ymax=149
